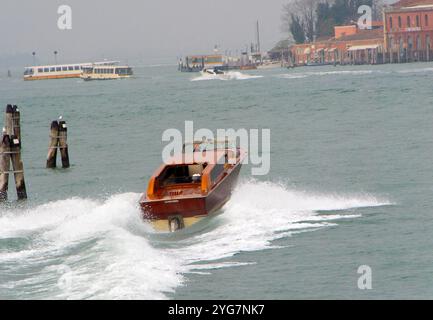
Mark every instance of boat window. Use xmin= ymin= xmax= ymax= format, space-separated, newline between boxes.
xmin=159 ymin=165 xmax=192 ymax=186
xmin=38 ymin=68 xmax=43 ymax=73
xmin=50 ymin=67 xmax=55 ymax=72
xmin=24 ymin=68 xmax=34 ymax=75
xmin=56 ymin=67 xmax=61 ymax=71
xmin=44 ymin=68 xmax=49 ymax=72
xmin=62 ymin=66 xmax=68 ymax=71
xmin=68 ymin=66 xmax=74 ymax=71
xmin=74 ymin=66 xmax=80 ymax=70
xmin=116 ymin=67 xmax=133 ymax=75
xmin=210 ymin=164 xmax=225 ymax=184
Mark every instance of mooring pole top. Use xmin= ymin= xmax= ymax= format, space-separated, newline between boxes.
xmin=50 ymin=121 xmax=59 ymax=129
xmin=59 ymin=115 xmax=63 ymax=120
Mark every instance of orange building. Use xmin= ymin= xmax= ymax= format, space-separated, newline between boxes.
xmin=289 ymin=23 xmax=384 ymax=66
xmin=384 ymin=0 xmax=433 ymax=62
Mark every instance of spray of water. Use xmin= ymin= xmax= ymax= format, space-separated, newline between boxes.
xmin=0 ymin=180 xmax=390 ymax=299
xmin=191 ymin=71 xmax=263 ymax=82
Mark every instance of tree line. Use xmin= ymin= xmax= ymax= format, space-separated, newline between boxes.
xmin=282 ymin=0 xmax=383 ymax=44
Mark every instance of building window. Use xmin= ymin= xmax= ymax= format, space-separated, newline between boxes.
xmin=398 ymin=16 xmax=402 ymax=28
xmin=416 ymin=15 xmax=420 ymax=27
xmin=389 ymin=17 xmax=393 ymax=28
xmin=426 ymin=14 xmax=429 ymax=26
xmin=407 ymin=16 xmax=411 ymax=28
xmin=417 ymin=35 xmax=421 ymax=49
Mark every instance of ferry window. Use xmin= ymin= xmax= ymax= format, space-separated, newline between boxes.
xmin=416 ymin=15 xmax=420 ymax=27
xmin=426 ymin=15 xmax=429 ymax=26
xmin=389 ymin=17 xmax=393 ymax=29
xmin=74 ymin=66 xmax=80 ymax=70
xmin=398 ymin=16 xmax=402 ymax=28
xmin=68 ymin=66 xmax=73 ymax=71
xmin=38 ymin=68 xmax=43 ymax=72
xmin=62 ymin=66 xmax=68 ymax=71
xmin=50 ymin=67 xmax=55 ymax=72
xmin=44 ymin=68 xmax=49 ymax=72
xmin=56 ymin=67 xmax=61 ymax=71
xmin=407 ymin=16 xmax=411 ymax=27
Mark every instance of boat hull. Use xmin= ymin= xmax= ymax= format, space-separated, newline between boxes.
xmin=140 ymin=163 xmax=242 ymax=232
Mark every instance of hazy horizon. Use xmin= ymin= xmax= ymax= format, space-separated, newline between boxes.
xmin=1 ymin=0 xmax=287 ymax=67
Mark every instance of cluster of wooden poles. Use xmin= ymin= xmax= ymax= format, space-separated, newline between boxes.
xmin=0 ymin=105 xmax=70 ymax=202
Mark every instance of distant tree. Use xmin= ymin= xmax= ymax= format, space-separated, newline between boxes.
xmin=290 ymin=14 xmax=306 ymax=44
xmin=283 ymin=0 xmax=319 ymax=43
xmin=283 ymin=0 xmax=381 ymax=42
xmin=316 ymin=2 xmax=335 ymax=37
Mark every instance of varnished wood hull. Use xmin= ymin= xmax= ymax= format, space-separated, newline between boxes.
xmin=140 ymin=163 xmax=242 ymax=232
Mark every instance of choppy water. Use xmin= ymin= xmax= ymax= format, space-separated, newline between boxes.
xmin=0 ymin=63 xmax=432 ymax=299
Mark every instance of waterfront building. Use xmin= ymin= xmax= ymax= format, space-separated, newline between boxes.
xmin=289 ymin=23 xmax=384 ymax=66
xmin=384 ymin=0 xmax=433 ymax=62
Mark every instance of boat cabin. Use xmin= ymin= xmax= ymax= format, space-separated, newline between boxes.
xmin=146 ymin=150 xmax=238 ymax=200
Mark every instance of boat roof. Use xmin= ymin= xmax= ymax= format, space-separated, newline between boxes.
xmin=24 ymin=61 xmax=120 ymax=69
xmin=89 ymin=65 xmax=131 ymax=68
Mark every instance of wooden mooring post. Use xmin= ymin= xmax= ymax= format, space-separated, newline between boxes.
xmin=46 ymin=121 xmax=59 ymax=168
xmin=0 ymin=133 xmax=11 ymax=201
xmin=0 ymin=104 xmax=27 ymax=201
xmin=46 ymin=117 xmax=70 ymax=168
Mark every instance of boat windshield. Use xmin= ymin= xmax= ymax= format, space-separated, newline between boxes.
xmin=183 ymin=140 xmax=237 ymax=152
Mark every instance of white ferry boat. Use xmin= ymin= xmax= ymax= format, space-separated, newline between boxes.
xmin=23 ymin=61 xmax=118 ymax=81
xmin=80 ymin=65 xmax=133 ymax=81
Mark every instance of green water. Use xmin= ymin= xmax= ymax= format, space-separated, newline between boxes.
xmin=0 ymin=63 xmax=432 ymax=299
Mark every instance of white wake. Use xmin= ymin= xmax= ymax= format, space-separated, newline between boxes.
xmin=0 ymin=180 xmax=390 ymax=299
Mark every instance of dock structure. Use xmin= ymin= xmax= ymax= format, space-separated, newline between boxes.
xmin=46 ymin=117 xmax=70 ymax=169
xmin=0 ymin=105 xmax=27 ymax=201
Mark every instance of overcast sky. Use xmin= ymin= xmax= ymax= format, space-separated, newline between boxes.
xmin=1 ymin=0 xmax=287 ymax=66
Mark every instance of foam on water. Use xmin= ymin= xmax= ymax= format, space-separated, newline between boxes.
xmin=278 ymin=69 xmax=376 ymax=80
xmin=191 ymin=71 xmax=263 ymax=82
xmin=0 ymin=180 xmax=390 ymax=299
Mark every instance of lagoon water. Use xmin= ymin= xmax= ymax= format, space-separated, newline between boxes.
xmin=0 ymin=62 xmax=432 ymax=299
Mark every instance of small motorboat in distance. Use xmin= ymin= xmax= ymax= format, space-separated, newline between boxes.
xmin=139 ymin=140 xmax=246 ymax=232
xmin=201 ymin=68 xmax=226 ymax=76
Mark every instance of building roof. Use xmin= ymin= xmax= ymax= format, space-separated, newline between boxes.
xmin=391 ymin=0 xmax=433 ymax=9
xmin=336 ymin=29 xmax=383 ymax=42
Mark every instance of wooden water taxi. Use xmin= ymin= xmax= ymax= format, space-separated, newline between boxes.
xmin=139 ymin=141 xmax=245 ymax=232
